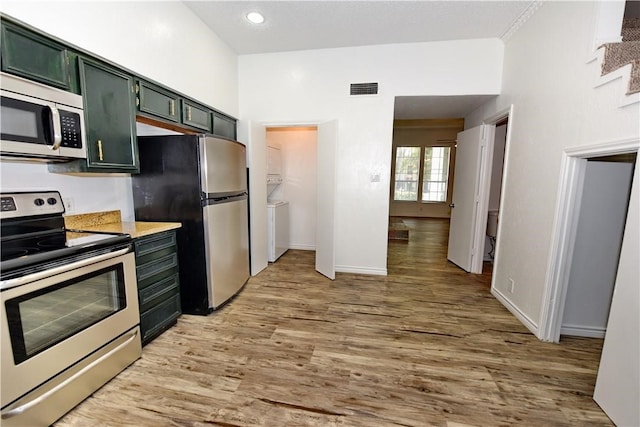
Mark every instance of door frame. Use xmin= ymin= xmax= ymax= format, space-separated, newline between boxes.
xmin=539 ymin=137 xmax=639 ymax=342
xmin=259 ymin=120 xmax=338 ymax=279
xmin=481 ymin=105 xmax=514 ymax=280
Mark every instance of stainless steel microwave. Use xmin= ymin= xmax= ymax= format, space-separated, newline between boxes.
xmin=0 ymin=72 xmax=86 ymax=161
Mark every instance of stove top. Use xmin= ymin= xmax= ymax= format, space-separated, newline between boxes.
xmin=1 ymin=229 xmax=131 ymax=273
xmin=0 ymin=191 xmax=132 ymax=278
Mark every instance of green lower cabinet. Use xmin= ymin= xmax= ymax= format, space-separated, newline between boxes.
xmin=134 ymin=230 xmax=182 ymax=346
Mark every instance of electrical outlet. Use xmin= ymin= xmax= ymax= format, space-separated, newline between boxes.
xmin=509 ymin=278 xmax=515 ymax=293
xmin=62 ymin=197 xmax=75 ymax=213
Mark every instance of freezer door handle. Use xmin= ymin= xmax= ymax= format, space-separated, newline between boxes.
xmin=201 ymin=192 xmax=248 ymax=207
xmin=201 ymin=191 xmax=248 ymax=200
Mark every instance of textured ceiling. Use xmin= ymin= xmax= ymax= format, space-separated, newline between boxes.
xmin=183 ymin=1 xmax=535 ymax=55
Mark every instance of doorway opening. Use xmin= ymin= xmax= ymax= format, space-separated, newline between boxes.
xmin=540 ymin=139 xmax=638 ymax=342
xmin=444 ymin=108 xmax=511 ymax=276
xmin=387 ymin=98 xmax=508 ymax=281
xmin=265 ymin=126 xmax=318 ymax=252
xmin=560 ymin=153 xmax=636 ymax=338
xmin=259 ymin=121 xmax=338 ymax=280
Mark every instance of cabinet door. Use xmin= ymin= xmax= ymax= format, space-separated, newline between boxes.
xmin=79 ymin=58 xmax=138 ymax=171
xmin=212 ymin=113 xmax=237 ymax=140
xmin=1 ymin=22 xmax=71 ymax=91
xmin=181 ymin=100 xmax=212 ymax=132
xmin=137 ymin=80 xmax=180 ymax=123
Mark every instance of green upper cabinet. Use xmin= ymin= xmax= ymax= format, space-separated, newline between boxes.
xmin=213 ymin=112 xmax=237 ymax=140
xmin=1 ymin=21 xmax=73 ymax=91
xmin=137 ymin=80 xmax=180 ymax=123
xmin=181 ymin=99 xmax=212 ymax=132
xmin=79 ymin=57 xmax=138 ymax=171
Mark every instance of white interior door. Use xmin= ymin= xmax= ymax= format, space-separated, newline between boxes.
xmin=593 ymin=159 xmax=639 ymax=427
xmin=247 ymin=121 xmax=268 ymax=276
xmin=447 ymin=125 xmax=493 ymax=273
xmin=315 ymin=120 xmax=338 ymax=279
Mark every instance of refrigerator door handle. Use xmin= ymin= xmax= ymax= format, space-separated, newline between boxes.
xmin=202 ymin=193 xmax=248 ymax=207
xmin=202 ymin=191 xmax=248 ymax=200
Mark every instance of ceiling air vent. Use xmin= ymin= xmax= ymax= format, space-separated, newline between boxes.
xmin=350 ymin=82 xmax=378 ymax=96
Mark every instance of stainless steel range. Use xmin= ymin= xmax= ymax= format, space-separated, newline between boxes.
xmin=0 ymin=191 xmax=141 ymax=426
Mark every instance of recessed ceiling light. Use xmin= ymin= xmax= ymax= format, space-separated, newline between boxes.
xmin=246 ymin=12 xmax=265 ymax=24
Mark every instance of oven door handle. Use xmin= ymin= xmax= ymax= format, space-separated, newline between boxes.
xmin=0 ymin=247 xmax=131 ymax=290
xmin=1 ymin=328 xmax=139 ymax=420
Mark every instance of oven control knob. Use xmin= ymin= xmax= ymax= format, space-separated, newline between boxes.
xmin=34 ymin=198 xmax=45 ymax=206
xmin=47 ymin=197 xmax=58 ymax=206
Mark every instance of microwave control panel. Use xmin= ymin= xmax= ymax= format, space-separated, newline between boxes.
xmin=59 ymin=111 xmax=83 ymax=148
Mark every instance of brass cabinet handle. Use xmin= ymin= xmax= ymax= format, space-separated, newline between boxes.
xmin=169 ymin=100 xmax=175 ymax=116
xmin=187 ymin=106 xmax=192 ymax=121
xmin=98 ymin=139 xmax=104 ymax=161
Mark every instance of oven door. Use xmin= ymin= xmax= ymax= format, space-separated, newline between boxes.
xmin=1 ymin=247 xmax=141 ymax=426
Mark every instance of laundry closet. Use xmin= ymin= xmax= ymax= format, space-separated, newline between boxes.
xmin=265 ymin=127 xmax=318 ymax=260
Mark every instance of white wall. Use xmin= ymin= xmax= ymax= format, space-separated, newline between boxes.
xmin=239 ymin=39 xmax=503 ymax=274
xmin=0 ymin=161 xmax=134 ymax=218
xmin=561 ymin=160 xmax=634 ymax=337
xmin=266 ymin=128 xmax=318 ymax=250
xmin=0 ymin=1 xmax=237 ymax=115
xmin=0 ymin=1 xmax=238 ymax=219
xmin=465 ymin=1 xmax=640 ymax=329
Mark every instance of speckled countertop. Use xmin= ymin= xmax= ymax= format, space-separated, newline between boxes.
xmin=64 ymin=210 xmax=181 ymax=239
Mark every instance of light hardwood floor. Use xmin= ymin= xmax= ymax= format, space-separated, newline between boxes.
xmin=56 ymin=218 xmax=613 ymax=426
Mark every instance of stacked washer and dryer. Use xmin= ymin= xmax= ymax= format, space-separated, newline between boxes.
xmin=267 ymin=146 xmax=289 ymax=262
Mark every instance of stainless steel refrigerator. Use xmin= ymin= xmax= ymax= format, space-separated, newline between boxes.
xmin=132 ymin=134 xmax=250 ymax=314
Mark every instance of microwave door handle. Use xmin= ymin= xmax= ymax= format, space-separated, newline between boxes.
xmin=49 ymin=105 xmax=62 ymax=150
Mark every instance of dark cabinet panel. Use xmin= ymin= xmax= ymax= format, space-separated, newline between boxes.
xmin=181 ymin=99 xmax=212 ymax=132
xmin=213 ymin=113 xmax=237 ymax=140
xmin=3 ymin=16 xmax=238 ymax=174
xmin=1 ymin=22 xmax=72 ymax=91
xmin=134 ymin=230 xmax=181 ymax=346
xmin=137 ymin=80 xmax=180 ymax=123
xmin=79 ymin=58 xmax=139 ymax=171
xmin=140 ymin=293 xmax=181 ymax=344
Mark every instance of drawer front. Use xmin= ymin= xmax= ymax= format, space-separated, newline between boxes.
xmin=181 ymin=100 xmax=212 ymax=132
xmin=137 ymin=81 xmax=180 ymax=122
xmin=212 ymin=113 xmax=236 ymax=140
xmin=139 ymin=273 xmax=180 ymax=313
xmin=136 ymin=252 xmax=178 ymax=283
xmin=134 ymin=231 xmax=177 ymax=258
xmin=136 ymin=245 xmax=176 ymax=268
xmin=137 ymin=264 xmax=179 ymax=291
xmin=140 ymin=293 xmax=181 ymax=344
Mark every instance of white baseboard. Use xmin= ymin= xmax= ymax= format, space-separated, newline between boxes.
xmin=560 ymin=324 xmax=606 ymax=338
xmin=335 ymin=265 xmax=388 ymax=276
xmin=288 ymin=244 xmax=315 ymax=251
xmin=491 ymin=288 xmax=539 ymax=337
